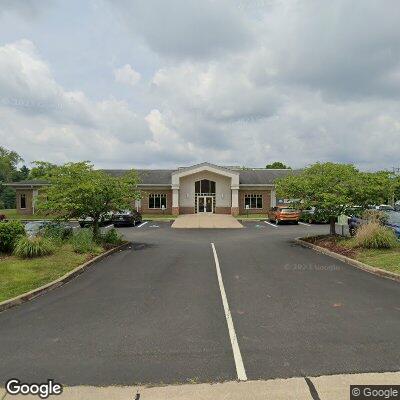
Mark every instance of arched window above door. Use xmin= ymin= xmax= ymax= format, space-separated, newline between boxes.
xmin=195 ymin=179 xmax=216 ymax=194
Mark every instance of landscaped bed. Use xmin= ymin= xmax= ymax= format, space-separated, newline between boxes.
xmin=303 ymin=235 xmax=400 ymax=275
xmin=0 ymin=244 xmax=104 ymax=303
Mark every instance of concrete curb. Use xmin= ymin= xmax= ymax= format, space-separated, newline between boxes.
xmin=0 ymin=242 xmax=131 ymax=313
xmin=295 ymin=238 xmax=400 ymax=283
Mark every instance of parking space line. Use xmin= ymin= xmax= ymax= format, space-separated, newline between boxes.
xmin=211 ymin=243 xmax=247 ymax=381
xmin=137 ymin=221 xmax=148 ymax=228
xmin=264 ymin=221 xmax=278 ymax=228
xmin=298 ymin=222 xmax=311 ymax=227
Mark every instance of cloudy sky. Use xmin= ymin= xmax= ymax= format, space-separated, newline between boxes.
xmin=0 ymin=0 xmax=399 ymax=170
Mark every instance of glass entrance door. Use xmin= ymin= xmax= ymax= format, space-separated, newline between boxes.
xmin=198 ymin=196 xmax=213 ymax=213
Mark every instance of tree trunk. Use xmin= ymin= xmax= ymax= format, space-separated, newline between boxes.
xmin=329 ymin=216 xmax=336 ymax=235
xmin=92 ymin=219 xmax=100 ymax=240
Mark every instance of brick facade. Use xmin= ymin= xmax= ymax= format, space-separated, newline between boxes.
xmin=238 ymin=189 xmax=271 ymax=215
xmin=139 ymin=189 xmax=172 ymax=214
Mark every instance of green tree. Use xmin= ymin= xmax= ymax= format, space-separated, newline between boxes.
xmin=0 ymin=146 xmax=22 ymax=182
xmin=275 ymin=162 xmax=390 ymax=235
xmin=36 ymin=162 xmax=140 ymax=237
xmin=266 ymin=161 xmax=291 ymax=169
xmin=0 ymin=146 xmax=26 ymax=209
xmin=29 ymin=161 xmax=57 ymax=179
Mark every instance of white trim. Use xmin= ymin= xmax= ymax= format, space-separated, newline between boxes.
xmin=211 ymin=243 xmax=247 ymax=381
xmin=197 ymin=195 xmax=214 ymax=213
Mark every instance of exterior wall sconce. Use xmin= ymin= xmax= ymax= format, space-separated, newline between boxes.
xmin=186 ymin=193 xmax=189 ymax=198
xmin=221 ymin=193 xmax=224 ymax=199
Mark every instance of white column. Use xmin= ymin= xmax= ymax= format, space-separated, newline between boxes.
xmin=32 ymin=189 xmax=38 ymax=215
xmin=172 ymin=188 xmax=179 ymax=207
xmin=270 ymin=189 xmax=276 ymax=207
xmin=231 ymin=188 xmax=239 ymax=208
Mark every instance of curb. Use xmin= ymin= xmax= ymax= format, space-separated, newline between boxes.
xmin=295 ymin=238 xmax=400 ymax=282
xmin=0 ymin=242 xmax=131 ymax=313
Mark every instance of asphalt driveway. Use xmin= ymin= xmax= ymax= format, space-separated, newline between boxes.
xmin=0 ymin=221 xmax=399 ymax=386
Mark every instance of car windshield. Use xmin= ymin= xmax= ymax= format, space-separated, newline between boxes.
xmin=386 ymin=212 xmax=400 ymax=225
xmin=25 ymin=222 xmax=44 ymax=230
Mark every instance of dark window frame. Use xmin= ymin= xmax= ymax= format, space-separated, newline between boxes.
xmin=195 ymin=179 xmax=216 ymax=194
xmin=148 ymin=193 xmax=167 ymax=209
xmin=20 ymin=193 xmax=27 ymax=209
xmin=244 ymin=194 xmax=263 ymax=209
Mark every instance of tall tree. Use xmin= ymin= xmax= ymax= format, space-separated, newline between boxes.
xmin=0 ymin=146 xmax=23 ymax=182
xmin=0 ymin=146 xmax=27 ymax=209
xmin=36 ymin=162 xmax=140 ymax=237
xmin=275 ymin=162 xmax=390 ymax=235
xmin=29 ymin=161 xmax=57 ymax=179
xmin=266 ymin=161 xmax=291 ymax=169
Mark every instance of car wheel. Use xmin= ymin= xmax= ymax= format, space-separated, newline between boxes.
xmin=294 ymin=221 xmax=299 ymax=224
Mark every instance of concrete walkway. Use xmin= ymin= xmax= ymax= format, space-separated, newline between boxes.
xmin=2 ymin=372 xmax=398 ymax=399
xmin=172 ymin=214 xmax=243 ymax=228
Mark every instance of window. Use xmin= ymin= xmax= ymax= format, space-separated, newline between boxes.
xmin=195 ymin=179 xmax=216 ymax=194
xmin=244 ymin=194 xmax=263 ymax=209
xmin=148 ymin=193 xmax=167 ymax=209
xmin=20 ymin=194 xmax=27 ymax=209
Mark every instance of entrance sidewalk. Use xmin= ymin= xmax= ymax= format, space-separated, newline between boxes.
xmin=2 ymin=372 xmax=398 ymax=399
xmin=172 ymin=214 xmax=243 ymax=228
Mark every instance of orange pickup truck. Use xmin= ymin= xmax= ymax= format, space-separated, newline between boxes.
xmin=268 ymin=206 xmax=301 ymax=225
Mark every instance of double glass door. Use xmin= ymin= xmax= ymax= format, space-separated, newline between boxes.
xmin=198 ymin=196 xmax=213 ymax=213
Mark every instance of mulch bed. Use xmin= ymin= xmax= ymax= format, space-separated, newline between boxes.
xmin=303 ymin=235 xmax=357 ymax=258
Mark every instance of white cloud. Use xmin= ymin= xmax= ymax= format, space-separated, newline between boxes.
xmin=1 ymin=1 xmax=400 ymax=171
xmin=114 ymin=64 xmax=141 ymax=87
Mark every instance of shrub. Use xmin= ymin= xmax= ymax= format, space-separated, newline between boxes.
xmin=70 ymin=229 xmax=98 ymax=253
xmin=362 ymin=210 xmax=388 ymax=224
xmin=14 ymin=236 xmax=55 ymax=258
xmin=43 ymin=223 xmax=73 ymax=246
xmin=102 ymin=228 xmax=123 ymax=246
xmin=355 ymin=222 xmax=398 ymax=249
xmin=0 ymin=221 xmax=25 ymax=253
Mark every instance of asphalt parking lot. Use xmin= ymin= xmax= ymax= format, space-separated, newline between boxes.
xmin=0 ymin=221 xmax=399 ymax=387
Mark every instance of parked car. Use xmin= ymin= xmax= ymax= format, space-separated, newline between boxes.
xmin=25 ymin=221 xmax=74 ymax=238
xmin=385 ymin=211 xmax=400 ymax=238
xmin=348 ymin=211 xmax=400 ymax=238
xmin=300 ymin=207 xmax=329 ymax=224
xmin=78 ymin=213 xmax=113 ymax=228
xmin=376 ymin=204 xmax=395 ymax=211
xmin=24 ymin=221 xmax=49 ymax=237
xmin=111 ymin=210 xmax=142 ymax=227
xmin=268 ymin=206 xmax=301 ymax=224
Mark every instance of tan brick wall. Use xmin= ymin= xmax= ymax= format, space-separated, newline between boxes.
xmin=239 ymin=190 xmax=271 ymax=215
xmin=215 ymin=207 xmax=231 ymax=214
xmin=140 ymin=189 xmax=172 ymax=214
xmin=15 ymin=189 xmax=34 ymax=215
xmin=180 ymin=207 xmax=194 ymax=214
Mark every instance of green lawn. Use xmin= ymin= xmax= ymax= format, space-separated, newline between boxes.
xmin=0 ymin=244 xmax=103 ymax=302
xmin=0 ymin=209 xmax=51 ymax=221
xmin=305 ymin=235 xmax=400 ymax=275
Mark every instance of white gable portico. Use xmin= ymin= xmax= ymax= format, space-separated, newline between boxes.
xmin=171 ymin=163 xmax=240 ymax=216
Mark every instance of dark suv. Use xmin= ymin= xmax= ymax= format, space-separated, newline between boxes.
xmin=111 ymin=210 xmax=142 ymax=227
